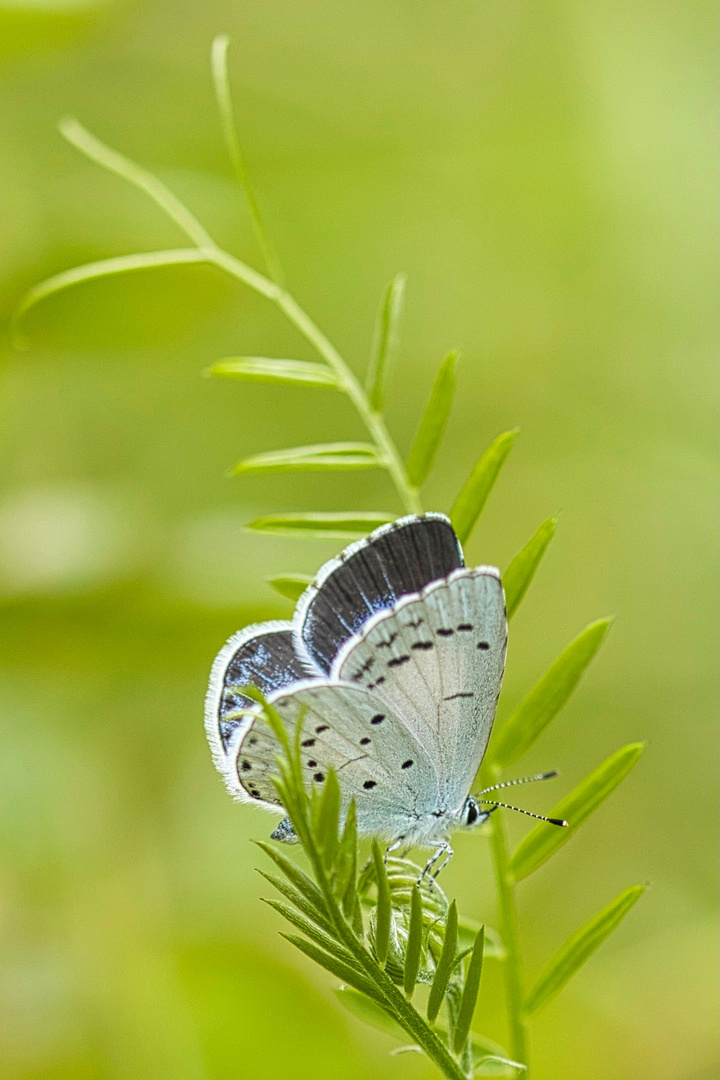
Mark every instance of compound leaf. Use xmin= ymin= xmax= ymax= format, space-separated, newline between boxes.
xmin=491 ymin=618 xmax=613 ymax=768
xmin=525 ymin=885 xmax=645 ymax=1014
xmin=509 ymin=744 xmax=645 ymax=881
xmin=450 ymin=430 xmax=518 ymax=544
xmin=503 ymin=516 xmax=558 ymax=619
xmin=406 ymin=351 xmax=457 ymax=487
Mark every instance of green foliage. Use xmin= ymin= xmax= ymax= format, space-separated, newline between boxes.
xmin=490 ymin=618 xmax=613 ymax=769
xmin=453 ymin=927 xmax=485 ymax=1054
xmin=14 ymin=37 xmax=647 ymax=1080
xmin=205 ymin=357 xmax=341 ymax=387
xmin=231 ymin=442 xmax=383 ymax=475
xmin=503 ymin=517 xmax=558 ymax=620
xmin=509 ymin=744 xmax=645 ymax=881
xmin=266 ymin=575 xmax=313 ymax=601
xmin=403 ymin=886 xmax=424 ymax=996
xmin=525 ymin=885 xmax=645 ymax=1014
xmin=406 ymin=351 xmax=458 ymax=487
xmin=366 ymin=273 xmax=406 ymax=413
xmin=450 ymin=430 xmax=518 ymax=545
xmin=248 ymin=694 xmax=519 ymax=1080
xmin=427 ymin=902 xmax=459 ymax=1023
xmin=247 ymin=512 xmax=396 ymax=538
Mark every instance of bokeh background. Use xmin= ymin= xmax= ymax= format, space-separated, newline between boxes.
xmin=0 ymin=1 xmax=717 ymax=1077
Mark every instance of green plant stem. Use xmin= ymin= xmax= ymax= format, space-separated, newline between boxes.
xmin=275 ymin=289 xmax=422 ymax=515
xmin=306 ymin=841 xmax=466 ymax=1079
xmin=213 ymin=250 xmax=422 ymax=514
xmin=489 ymin=793 xmax=528 ymax=1071
xmin=50 ymin=120 xmax=422 ymax=518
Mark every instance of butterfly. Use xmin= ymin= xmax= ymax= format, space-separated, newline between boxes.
xmin=205 ymin=512 xmax=564 ymax=876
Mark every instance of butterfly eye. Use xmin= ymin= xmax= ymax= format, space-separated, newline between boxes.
xmin=464 ymin=799 xmax=479 ymax=826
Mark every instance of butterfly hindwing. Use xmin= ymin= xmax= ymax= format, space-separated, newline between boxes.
xmin=334 ymin=567 xmax=506 ymax=812
xmin=229 ymin=682 xmax=440 ymax=839
xmin=204 ymin=621 xmax=318 ymax=789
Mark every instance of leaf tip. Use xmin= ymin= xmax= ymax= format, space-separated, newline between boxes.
xmin=212 ymin=32 xmax=230 ymax=54
xmin=57 ymin=114 xmax=81 ymax=142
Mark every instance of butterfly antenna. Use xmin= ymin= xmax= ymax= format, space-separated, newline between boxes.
xmin=477 ymin=770 xmax=558 ymax=797
xmin=479 ymin=799 xmax=568 ymax=827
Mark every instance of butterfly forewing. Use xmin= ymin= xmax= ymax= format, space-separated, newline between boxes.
xmin=295 ymin=513 xmax=463 ymax=672
xmin=334 ymin=568 xmax=506 ymax=813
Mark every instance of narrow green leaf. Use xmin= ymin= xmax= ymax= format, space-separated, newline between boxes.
xmin=338 ymin=983 xmax=512 ymax=1065
xmin=267 ymin=575 xmax=312 ymax=601
xmin=315 ymin=768 xmax=341 ymax=869
xmin=205 ymin=357 xmax=340 ymax=388
xmin=491 ymin=618 xmax=613 ymax=769
xmin=458 ymin=917 xmax=505 ymax=960
xmin=366 ymin=273 xmax=406 ymax=412
xmin=509 ymin=744 xmax=645 ymax=881
xmin=58 ymin=116 xmax=216 ymax=250
xmin=263 ymin=898 xmax=358 ymax=966
xmin=372 ymin=842 xmax=392 ymax=966
xmin=12 ymin=249 xmax=207 ymax=347
xmin=255 ymin=841 xmax=328 ymax=916
xmin=450 ymin=429 xmax=518 ymax=545
xmin=248 ymin=512 xmax=395 ymax=538
xmin=503 ymin=516 xmax=558 ymax=619
xmin=258 ymin=871 xmax=333 ymax=934
xmin=406 ymin=351 xmax=457 ymax=487
xmin=475 ymin=1055 xmax=527 ymax=1075
xmin=351 ymin=893 xmax=364 ymax=937
xmin=453 ymin=927 xmax=485 ymax=1053
xmin=232 ymin=442 xmax=382 ymax=475
xmin=241 ymin=688 xmax=291 ymax=756
xmin=336 ymin=802 xmax=358 ymax=915
xmin=210 ymin=36 xmax=284 ymax=285
xmin=427 ymin=901 xmax=458 ymax=1023
xmin=403 ymin=886 xmax=423 ymax=997
xmin=526 ymin=885 xmax=645 ymax=1014
xmin=282 ymin=933 xmax=383 ymax=1004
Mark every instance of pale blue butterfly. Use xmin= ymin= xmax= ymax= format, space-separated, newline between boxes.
xmin=205 ymin=513 xmax=565 ymax=876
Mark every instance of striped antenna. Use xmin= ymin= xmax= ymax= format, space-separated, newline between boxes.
xmin=479 ymin=799 xmax=568 ymax=827
xmin=477 ymin=770 xmax=558 ymax=797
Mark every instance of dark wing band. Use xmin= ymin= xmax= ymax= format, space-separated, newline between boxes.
xmin=205 ymin=621 xmax=316 ymax=770
xmin=294 ymin=513 xmax=464 ymax=673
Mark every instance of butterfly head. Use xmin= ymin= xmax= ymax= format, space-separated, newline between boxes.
xmin=459 ymin=796 xmax=495 ymax=830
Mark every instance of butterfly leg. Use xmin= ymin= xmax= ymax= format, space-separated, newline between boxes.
xmin=419 ymin=840 xmax=454 ymax=884
xmin=384 ymin=836 xmax=407 ymax=865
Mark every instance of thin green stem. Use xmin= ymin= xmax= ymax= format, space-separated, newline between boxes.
xmin=59 ymin=118 xmax=216 ymax=251
xmin=53 ymin=120 xmax=421 ymax=517
xmin=305 ymin=836 xmax=466 ymax=1080
xmin=274 ymin=290 xmax=422 ymax=515
xmin=211 ymin=35 xmax=284 ymax=285
xmin=489 ymin=795 xmax=529 ymax=1070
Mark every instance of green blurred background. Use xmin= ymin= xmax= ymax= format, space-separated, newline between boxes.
xmin=0 ymin=0 xmax=717 ymax=1077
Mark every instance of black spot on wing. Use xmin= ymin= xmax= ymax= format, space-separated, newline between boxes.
xmin=300 ymin=515 xmax=463 ymax=672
